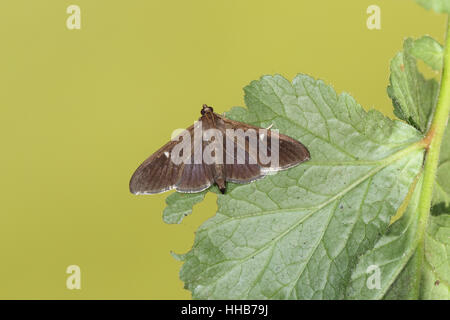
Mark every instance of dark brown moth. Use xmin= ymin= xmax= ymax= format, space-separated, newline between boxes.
xmin=129 ymin=104 xmax=310 ymax=195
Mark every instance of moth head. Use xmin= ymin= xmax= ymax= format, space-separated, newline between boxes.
xmin=201 ymin=104 xmax=214 ymax=115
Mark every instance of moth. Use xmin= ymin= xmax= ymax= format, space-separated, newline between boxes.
xmin=129 ymin=104 xmax=310 ymax=194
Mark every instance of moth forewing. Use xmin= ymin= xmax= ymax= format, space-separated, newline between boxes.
xmin=225 ymin=128 xmax=258 ymax=165
xmin=170 ymin=128 xmax=192 ymax=165
xmin=193 ymin=120 xmax=203 ymax=164
xmin=258 ymin=128 xmax=280 ymax=170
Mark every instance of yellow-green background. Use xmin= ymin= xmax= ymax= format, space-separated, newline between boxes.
xmin=0 ymin=0 xmax=445 ymax=299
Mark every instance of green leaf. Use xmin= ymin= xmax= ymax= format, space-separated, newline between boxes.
xmin=163 ymin=191 xmax=208 ymax=224
xmin=433 ymin=116 xmax=450 ymax=205
xmin=384 ymin=250 xmax=423 ymax=299
xmin=346 ymin=175 xmax=424 ymax=299
xmin=172 ymin=74 xmax=425 ymax=299
xmin=409 ymin=36 xmax=444 ymax=71
xmin=163 ymin=186 xmax=221 ymax=224
xmin=347 ymin=182 xmax=450 ymax=299
xmin=387 ymin=38 xmax=439 ymax=133
xmin=420 ymin=212 xmax=450 ymax=299
xmin=415 ymin=0 xmax=450 ymax=14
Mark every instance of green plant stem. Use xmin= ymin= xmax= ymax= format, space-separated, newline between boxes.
xmin=414 ymin=17 xmax=450 ymax=297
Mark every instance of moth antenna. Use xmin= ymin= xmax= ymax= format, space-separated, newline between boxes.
xmin=266 ymin=123 xmax=274 ymax=130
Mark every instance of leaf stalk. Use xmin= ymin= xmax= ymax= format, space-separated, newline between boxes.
xmin=414 ymin=17 xmax=450 ymax=296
